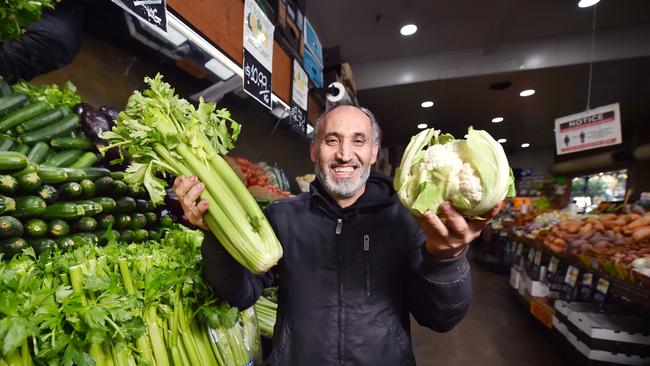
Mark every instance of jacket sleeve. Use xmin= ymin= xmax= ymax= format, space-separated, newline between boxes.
xmin=405 ymin=222 xmax=472 ymax=333
xmin=202 ymin=232 xmax=275 ymax=310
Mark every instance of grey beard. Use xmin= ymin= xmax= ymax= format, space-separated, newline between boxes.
xmin=315 ymin=158 xmax=371 ymax=199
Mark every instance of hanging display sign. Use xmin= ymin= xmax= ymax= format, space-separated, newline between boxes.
xmin=243 ymin=0 xmax=274 ymax=110
xmin=111 ymin=0 xmax=167 ymax=32
xmin=289 ymin=59 xmax=308 ymax=134
xmin=554 ymin=103 xmax=622 ymax=155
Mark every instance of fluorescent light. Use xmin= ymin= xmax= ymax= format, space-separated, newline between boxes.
xmin=417 ymin=123 xmax=428 ymax=129
xmin=497 ymin=138 xmax=507 ymax=144
xmin=400 ymin=24 xmax=417 ymax=36
xmin=520 ymin=89 xmax=535 ymax=97
xmin=492 ymin=117 xmax=504 ymax=123
xmin=204 ymin=59 xmax=235 ymax=80
xmin=578 ymin=0 xmax=600 ymax=8
xmin=521 ymin=143 xmax=530 ymax=148
xmin=420 ymin=101 xmax=434 ymax=108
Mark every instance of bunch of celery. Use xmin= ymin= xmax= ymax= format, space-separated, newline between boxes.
xmin=254 ymin=288 xmax=278 ymax=337
xmin=99 ymin=74 xmax=282 ymax=274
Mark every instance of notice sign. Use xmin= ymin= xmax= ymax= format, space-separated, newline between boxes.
xmin=554 ymin=103 xmax=622 ymax=155
xmin=243 ymin=0 xmax=274 ymax=109
xmin=111 ymin=0 xmax=167 ymax=32
xmin=290 ymin=59 xmax=308 ymax=134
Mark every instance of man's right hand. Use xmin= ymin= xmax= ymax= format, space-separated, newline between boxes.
xmin=172 ymin=175 xmax=209 ymax=230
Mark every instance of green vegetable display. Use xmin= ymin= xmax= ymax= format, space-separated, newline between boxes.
xmin=11 ymin=80 xmax=80 ymax=110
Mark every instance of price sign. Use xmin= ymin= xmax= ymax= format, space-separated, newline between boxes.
xmin=243 ymin=51 xmax=272 ymax=109
xmin=582 ymin=273 xmax=594 ymax=286
xmin=596 ymin=278 xmax=610 ymax=294
xmin=564 ymin=266 xmax=579 ymax=287
xmin=289 ymin=59 xmax=308 ymax=134
xmin=243 ymin=0 xmax=274 ymax=110
xmin=528 ymin=248 xmax=536 ymax=263
xmin=577 ymin=272 xmax=594 ymax=302
xmin=111 ymin=0 xmax=167 ymax=32
xmin=548 ymin=257 xmax=559 ymax=274
xmin=534 ymin=251 xmax=543 ymax=266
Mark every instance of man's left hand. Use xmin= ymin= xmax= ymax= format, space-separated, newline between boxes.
xmin=416 ymin=202 xmax=502 ymax=259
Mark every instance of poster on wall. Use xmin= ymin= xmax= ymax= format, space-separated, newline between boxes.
xmin=243 ymin=0 xmax=274 ymax=110
xmin=290 ymin=59 xmax=308 ymax=134
xmin=111 ymin=0 xmax=167 ymax=32
xmin=554 ymin=103 xmax=622 ymax=155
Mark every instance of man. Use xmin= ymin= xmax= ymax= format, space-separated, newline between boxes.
xmin=173 ymin=105 xmax=500 ymax=365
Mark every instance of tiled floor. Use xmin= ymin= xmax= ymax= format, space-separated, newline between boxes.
xmin=411 ymin=260 xmax=568 ymax=366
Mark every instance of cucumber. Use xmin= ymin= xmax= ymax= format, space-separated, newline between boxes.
xmin=29 ymin=238 xmax=56 ymax=255
xmin=59 ymin=182 xmax=82 ymax=199
xmin=56 ymin=237 xmax=75 ymax=252
xmin=112 ymin=180 xmax=128 ymax=197
xmin=79 ymin=179 xmax=96 ymax=198
xmin=90 ymin=197 xmax=116 ymax=213
xmin=131 ymin=213 xmax=147 ymax=230
xmin=72 ymin=200 xmax=102 ymax=216
xmin=115 ymin=214 xmax=132 ymax=230
xmin=41 ymin=202 xmax=85 ymax=220
xmin=115 ymin=196 xmax=136 ymax=213
xmin=0 ymin=95 xmax=29 ymax=116
xmin=110 ymin=171 xmax=125 ymax=180
xmin=0 ymin=101 xmax=49 ymax=132
xmin=0 ymin=195 xmax=15 ymax=214
xmin=1 ymin=237 xmax=28 ymax=258
xmin=38 ymin=166 xmax=67 ymax=184
xmin=0 ymin=216 xmax=23 ymax=238
xmin=17 ymin=172 xmax=41 ymax=193
xmin=45 ymin=149 xmax=83 ymax=167
xmin=70 ymin=152 xmax=97 ymax=168
xmin=0 ymin=134 xmax=15 ymax=151
xmin=50 ymin=136 xmax=93 ymax=150
xmin=144 ymin=212 xmax=158 ymax=226
xmin=134 ymin=229 xmax=149 ymax=242
xmin=27 ymin=142 xmax=50 ymax=164
xmin=96 ymin=213 xmax=115 ymax=230
xmin=17 ymin=114 xmax=81 ymax=145
xmin=73 ymin=217 xmax=97 ymax=232
xmin=16 ymin=106 xmax=67 ymax=133
xmin=80 ymin=167 xmax=111 ymax=180
xmin=37 ymin=185 xmax=59 ymax=204
xmin=61 ymin=168 xmax=86 ymax=182
xmin=0 ymin=175 xmax=18 ymax=194
xmin=24 ymin=219 xmax=48 ymax=238
xmin=13 ymin=144 xmax=30 ymax=155
xmin=119 ymin=230 xmax=135 ymax=243
xmin=0 ymin=151 xmax=28 ymax=172
xmin=14 ymin=196 xmax=47 ymax=217
xmin=94 ymin=176 xmax=113 ymax=194
xmin=135 ymin=199 xmax=149 ymax=212
xmin=48 ymin=220 xmax=70 ymax=237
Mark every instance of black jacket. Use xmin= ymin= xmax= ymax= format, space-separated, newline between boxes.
xmin=202 ymin=172 xmax=472 ymax=365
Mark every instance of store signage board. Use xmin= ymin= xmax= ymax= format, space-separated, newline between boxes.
xmin=111 ymin=0 xmax=167 ymax=32
xmin=243 ymin=0 xmax=274 ymax=110
xmin=594 ymin=278 xmax=610 ymax=307
xmin=554 ymin=103 xmax=622 ymax=155
xmin=289 ymin=59 xmax=308 ymax=134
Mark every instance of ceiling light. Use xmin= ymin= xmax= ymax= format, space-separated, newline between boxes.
xmin=400 ymin=24 xmax=417 ymax=36
xmin=497 ymin=138 xmax=507 ymax=144
xmin=521 ymin=143 xmax=530 ymax=148
xmin=492 ymin=117 xmax=504 ymax=123
xmin=520 ymin=89 xmax=535 ymax=97
xmin=417 ymin=123 xmax=428 ymax=129
xmin=421 ymin=101 xmax=434 ymax=108
xmin=578 ymin=0 xmax=600 ymax=8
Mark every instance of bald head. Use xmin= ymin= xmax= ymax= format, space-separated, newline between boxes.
xmin=313 ymin=105 xmax=381 ymax=147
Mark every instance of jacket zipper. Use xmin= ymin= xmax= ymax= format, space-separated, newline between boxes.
xmin=336 ymin=218 xmax=344 ymax=364
xmin=364 ymin=234 xmax=371 ymax=296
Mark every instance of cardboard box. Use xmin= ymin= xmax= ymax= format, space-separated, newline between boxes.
xmin=303 ymin=49 xmax=323 ymax=88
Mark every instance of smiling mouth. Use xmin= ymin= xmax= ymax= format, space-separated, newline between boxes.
xmin=330 ymin=165 xmax=358 ymax=178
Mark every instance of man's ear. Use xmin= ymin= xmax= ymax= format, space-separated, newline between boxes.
xmin=370 ymin=143 xmax=379 ymax=165
xmin=310 ymin=141 xmax=316 ymax=162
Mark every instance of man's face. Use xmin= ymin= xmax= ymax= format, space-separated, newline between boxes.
xmin=310 ymin=106 xmax=379 ymax=199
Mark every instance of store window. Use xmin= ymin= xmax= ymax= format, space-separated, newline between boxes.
xmin=570 ymin=169 xmax=627 ymax=213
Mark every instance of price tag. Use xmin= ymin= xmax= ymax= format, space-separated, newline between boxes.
xmin=534 ymin=251 xmax=543 ymax=266
xmin=111 ymin=0 xmax=167 ymax=32
xmin=516 ymin=243 xmax=523 ymax=256
xmin=243 ymin=0 xmax=274 ymax=110
xmin=548 ymin=257 xmax=559 ymax=274
xmin=582 ymin=273 xmax=593 ymax=286
xmin=564 ymin=266 xmax=579 ymax=287
xmin=528 ymin=248 xmax=536 ymax=262
xmin=289 ymin=59 xmax=308 ymax=134
xmin=596 ymin=278 xmax=610 ymax=294
xmin=243 ymin=50 xmax=272 ymax=109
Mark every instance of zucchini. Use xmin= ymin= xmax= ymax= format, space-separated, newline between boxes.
xmin=11 ymin=161 xmax=38 ymax=177
xmin=112 ymin=180 xmax=128 ymax=197
xmin=61 ymin=167 xmax=87 ymax=182
xmin=38 ymin=165 xmax=67 ymax=184
xmin=131 ymin=213 xmax=147 ymax=230
xmin=41 ymin=202 xmax=85 ymax=220
xmin=115 ymin=196 xmax=136 ymax=213
xmin=149 ymin=229 xmax=160 ymax=241
xmin=81 ymin=167 xmax=111 ymax=180
xmin=17 ymin=172 xmax=41 ymax=193
xmin=94 ymin=176 xmax=114 ymax=194
xmin=48 ymin=220 xmax=70 ymax=237
xmin=13 ymin=144 xmax=30 ymax=155
xmin=14 ymin=196 xmax=47 ymax=217
xmin=135 ymin=199 xmax=149 ymax=212
xmin=27 ymin=142 xmax=50 ymax=164
xmin=0 ymin=134 xmax=15 ymax=151
xmin=73 ymin=217 xmax=98 ymax=232
xmin=127 ymin=184 xmax=146 ymax=198
xmin=25 ymin=219 xmax=48 ymax=238
xmin=50 ymin=136 xmax=93 ymax=150
xmin=0 ymin=195 xmax=15 ymax=214
xmin=70 ymin=152 xmax=97 ymax=168
xmin=134 ymin=229 xmax=149 ymax=242
xmin=90 ymin=197 xmax=116 ymax=213
xmin=29 ymin=238 xmax=56 ymax=255
xmin=0 ymin=101 xmax=49 ymax=132
xmin=115 ymin=214 xmax=132 ymax=230
xmin=119 ymin=229 xmax=135 ymax=243
xmin=56 ymin=237 xmax=75 ymax=252
xmin=98 ymin=229 xmax=120 ymax=246
xmin=79 ymin=179 xmax=96 ymax=198
xmin=72 ymin=200 xmax=102 ymax=216
xmin=17 ymin=114 xmax=81 ymax=145
xmin=96 ymin=213 xmax=115 ymax=230
xmin=45 ymin=149 xmax=82 ymax=167
xmin=0 ymin=78 xmax=11 ymax=97
xmin=37 ymin=185 xmax=58 ymax=204
xmin=0 ymin=175 xmax=18 ymax=194
xmin=0 ymin=95 xmax=29 ymax=116
xmin=1 ymin=237 xmax=28 ymax=258
xmin=16 ymin=106 xmax=66 ymax=133
xmin=59 ymin=182 xmax=82 ymax=199
xmin=0 ymin=216 xmax=23 ymax=238
xmin=110 ymin=171 xmax=125 ymax=180
xmin=144 ymin=212 xmax=158 ymax=226
xmin=0 ymin=151 xmax=28 ymax=172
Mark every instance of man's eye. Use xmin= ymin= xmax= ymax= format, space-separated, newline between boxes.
xmin=354 ymin=139 xmax=365 ymax=145
xmin=326 ymin=138 xmax=338 ymax=145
